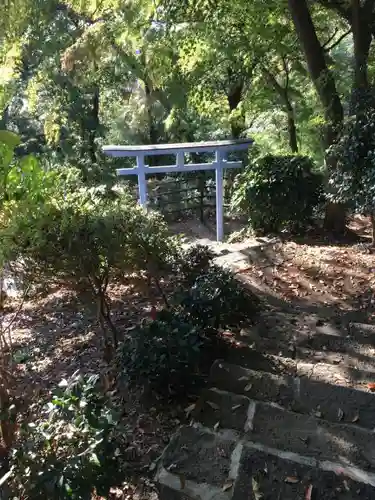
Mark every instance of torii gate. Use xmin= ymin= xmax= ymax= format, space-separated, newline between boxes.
xmin=102 ymin=139 xmax=253 ymax=241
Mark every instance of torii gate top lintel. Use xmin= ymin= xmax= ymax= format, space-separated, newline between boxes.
xmin=102 ymin=138 xmax=253 ymax=157
xmin=102 ymin=139 xmax=254 ymax=241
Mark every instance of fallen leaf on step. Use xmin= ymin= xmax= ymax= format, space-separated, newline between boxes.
xmin=214 ymin=421 xmax=220 ymax=431
xmin=222 ymin=479 xmax=234 ymax=491
xmin=338 ymin=408 xmax=344 ymax=421
xmin=285 ymin=476 xmax=300 ymax=484
xmin=244 ymin=383 xmax=253 ymax=392
xmin=352 ymin=414 xmax=359 ymax=423
xmin=185 ymin=403 xmax=196 ymax=415
xmin=207 ymin=401 xmax=220 ymax=410
xmin=368 ymin=383 xmax=375 ymax=391
xmin=231 ymin=404 xmax=242 ymax=411
xmin=305 ymin=484 xmax=313 ymax=500
xmin=238 ymin=376 xmax=249 ymax=382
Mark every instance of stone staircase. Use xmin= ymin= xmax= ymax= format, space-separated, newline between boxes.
xmin=156 ymin=321 xmax=375 ymax=499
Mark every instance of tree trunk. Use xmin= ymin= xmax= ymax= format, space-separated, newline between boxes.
xmin=287 ymin=104 xmax=298 ymax=153
xmin=262 ymin=67 xmax=298 ymax=153
xmin=350 ymin=0 xmax=373 ymax=113
xmin=352 ymin=0 xmax=372 ymax=91
xmin=88 ymin=85 xmax=100 ymax=164
xmin=226 ymin=70 xmax=245 ymax=198
xmin=288 ymin=0 xmax=346 ymax=234
xmin=227 ymin=70 xmax=245 ymax=139
xmin=145 ymin=82 xmax=158 ymax=144
xmin=288 ymin=0 xmax=343 ymax=146
xmin=145 ymin=82 xmax=159 ymax=166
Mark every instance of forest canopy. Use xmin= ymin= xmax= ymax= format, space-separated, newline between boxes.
xmin=0 ymin=0 xmax=375 ymax=230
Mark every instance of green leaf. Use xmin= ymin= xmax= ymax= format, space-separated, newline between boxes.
xmin=0 ymin=130 xmax=20 ymax=150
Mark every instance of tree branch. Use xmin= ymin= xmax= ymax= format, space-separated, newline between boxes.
xmin=281 ymin=56 xmax=290 ymax=90
xmin=322 ymin=28 xmax=340 ymax=48
xmin=323 ymin=29 xmax=352 ymax=51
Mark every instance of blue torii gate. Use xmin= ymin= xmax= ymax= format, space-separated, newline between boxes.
xmin=102 ymin=139 xmax=253 ymax=241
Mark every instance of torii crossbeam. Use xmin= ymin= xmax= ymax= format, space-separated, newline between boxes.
xmin=102 ymin=138 xmax=253 ymax=241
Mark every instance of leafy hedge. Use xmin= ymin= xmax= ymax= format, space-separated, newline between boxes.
xmin=9 ymin=373 xmax=121 ymax=500
xmin=232 ymin=155 xmax=324 ymax=234
xmin=118 ymin=245 xmax=260 ymax=396
xmin=117 ymin=309 xmax=204 ymax=396
xmin=174 ymin=244 xmax=215 ymax=285
xmin=327 ymin=104 xmax=375 ymax=219
xmin=177 ymin=264 xmax=259 ymax=330
xmin=0 ymin=183 xmax=178 ymax=348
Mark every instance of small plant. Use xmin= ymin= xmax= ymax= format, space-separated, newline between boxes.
xmin=232 ymin=155 xmax=324 ymax=234
xmin=174 ymin=244 xmax=215 ymax=285
xmin=9 ymin=372 xmax=121 ymax=500
xmin=118 ymin=309 xmax=204 ymax=396
xmin=178 ymin=265 xmax=259 ymax=330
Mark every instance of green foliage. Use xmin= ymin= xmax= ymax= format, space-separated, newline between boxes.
xmin=2 ymin=185 xmax=176 ymax=284
xmin=174 ymin=244 xmax=215 ymax=286
xmin=178 ymin=265 xmax=259 ymax=330
xmin=9 ymin=372 xmax=121 ymax=500
xmin=232 ymin=155 xmax=324 ymax=234
xmin=0 ymin=183 xmax=178 ymax=345
xmin=0 ymin=131 xmax=64 ymax=222
xmin=118 ymin=309 xmax=204 ymax=396
xmin=327 ymin=102 xmax=375 ymax=216
xmin=118 ymin=246 xmax=259 ymax=396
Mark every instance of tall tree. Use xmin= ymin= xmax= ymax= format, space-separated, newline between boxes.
xmin=288 ymin=0 xmax=343 ymax=146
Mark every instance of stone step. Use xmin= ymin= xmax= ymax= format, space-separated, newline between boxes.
xmin=209 ymin=361 xmax=375 ymax=429
xmin=195 ymin=387 xmax=375 ymax=472
xmin=233 ymin=333 xmax=375 ymax=390
xmin=258 ymin=332 xmax=375 ymax=375
xmin=224 ymin=338 xmax=375 ymax=391
xmin=156 ymin=425 xmax=375 ymax=500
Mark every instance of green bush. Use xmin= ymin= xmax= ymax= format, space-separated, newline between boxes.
xmin=174 ymin=244 xmax=215 ymax=285
xmin=9 ymin=373 xmax=121 ymax=500
xmin=178 ymin=265 xmax=259 ymax=330
xmin=119 ymin=254 xmax=260 ymax=397
xmin=117 ymin=309 xmax=204 ymax=396
xmin=231 ymin=155 xmax=324 ymax=234
xmin=0 ymin=185 xmax=178 ymax=347
xmin=327 ymin=102 xmax=375 ymax=236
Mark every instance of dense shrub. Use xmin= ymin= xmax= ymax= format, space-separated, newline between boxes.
xmin=119 ymin=250 xmax=260 ymax=396
xmin=118 ymin=309 xmax=204 ymax=395
xmin=327 ymin=102 xmax=375 ymax=242
xmin=9 ymin=373 xmax=121 ymax=499
xmin=174 ymin=244 xmax=215 ymax=285
xmin=178 ymin=265 xmax=259 ymax=330
xmin=231 ymin=155 xmax=324 ymax=234
xmin=0 ymin=185 xmax=178 ymax=347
